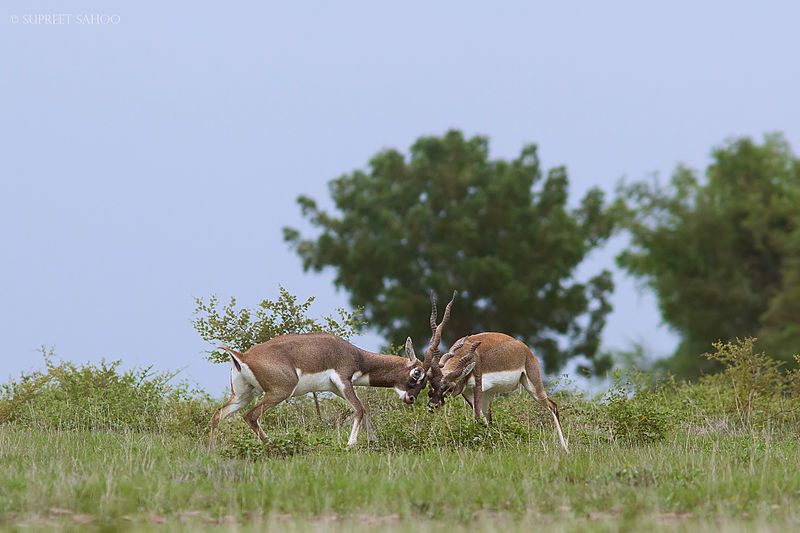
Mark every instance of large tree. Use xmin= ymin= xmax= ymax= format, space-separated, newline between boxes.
xmin=617 ymin=133 xmax=800 ymax=377
xmin=283 ymin=130 xmax=615 ymax=373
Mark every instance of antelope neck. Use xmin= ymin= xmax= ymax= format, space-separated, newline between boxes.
xmin=357 ymin=350 xmax=410 ymax=387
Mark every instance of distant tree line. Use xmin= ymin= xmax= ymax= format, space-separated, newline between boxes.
xmin=283 ymin=130 xmax=800 ymax=378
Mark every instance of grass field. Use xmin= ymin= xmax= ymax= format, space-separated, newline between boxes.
xmin=2 ymin=345 xmax=800 ymax=531
xmin=2 ymin=396 xmax=799 ymax=531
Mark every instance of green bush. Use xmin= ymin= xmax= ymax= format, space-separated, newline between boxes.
xmin=602 ymin=371 xmax=674 ymax=444
xmin=193 ymin=286 xmax=365 ymax=364
xmin=5 ymin=336 xmax=800 ymax=458
xmin=0 ymin=348 xmax=213 ymax=436
xmin=693 ymin=338 xmax=800 ymax=431
xmin=789 ymin=355 xmax=800 ymax=399
xmin=217 ymin=421 xmax=339 ymax=460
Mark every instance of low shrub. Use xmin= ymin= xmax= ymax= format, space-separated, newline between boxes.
xmin=701 ymin=338 xmax=784 ymax=428
xmin=602 ymin=371 xmax=674 ymax=444
xmin=0 ymin=348 xmax=213 ymax=436
xmin=5 ymin=337 xmax=800 ymax=458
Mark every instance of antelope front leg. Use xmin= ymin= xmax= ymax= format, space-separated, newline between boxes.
xmin=480 ymin=393 xmax=494 ymax=425
xmin=472 ymin=385 xmax=483 ymax=422
xmin=339 ymin=381 xmax=366 ymax=448
xmin=472 ymin=364 xmax=488 ymax=425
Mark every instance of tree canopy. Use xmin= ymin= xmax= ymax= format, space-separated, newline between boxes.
xmin=617 ymin=133 xmax=800 ymax=377
xmin=284 ymin=130 xmax=615 ymax=374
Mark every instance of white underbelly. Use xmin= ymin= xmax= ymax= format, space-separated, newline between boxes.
xmin=465 ymin=370 xmax=524 ymax=395
xmin=292 ymin=369 xmax=342 ymax=396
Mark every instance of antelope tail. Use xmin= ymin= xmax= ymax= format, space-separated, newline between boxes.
xmin=217 ymin=345 xmax=244 ymax=372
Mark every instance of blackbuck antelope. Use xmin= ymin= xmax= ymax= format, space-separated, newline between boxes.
xmin=207 ymin=332 xmax=429 ymax=450
xmin=427 ymin=332 xmax=569 ymax=452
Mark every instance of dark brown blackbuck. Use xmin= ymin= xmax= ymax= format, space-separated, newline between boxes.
xmin=207 ymin=293 xmax=457 ymax=451
xmin=426 ymin=331 xmax=569 ymax=453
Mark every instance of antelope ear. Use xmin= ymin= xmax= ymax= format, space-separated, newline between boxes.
xmin=459 ymin=362 xmax=476 ymax=381
xmin=404 ymin=337 xmax=417 ymax=363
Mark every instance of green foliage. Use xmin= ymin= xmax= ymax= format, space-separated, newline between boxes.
xmin=193 ymin=285 xmax=365 ymax=363
xmin=789 ymin=355 xmax=800 ymax=399
xmin=602 ymin=371 xmax=673 ymax=444
xmin=616 ymin=133 xmax=800 ymax=377
xmin=698 ymin=338 xmax=794 ymax=429
xmin=0 ymin=348 xmax=213 ymax=435
xmin=218 ymin=422 xmax=338 ymax=460
xmin=284 ymin=130 xmax=616 ymax=373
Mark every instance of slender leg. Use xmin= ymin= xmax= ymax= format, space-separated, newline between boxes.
xmin=472 ymin=351 xmax=486 ymax=424
xmin=472 ymin=385 xmax=484 ymax=423
xmin=337 ymin=381 xmax=365 ymax=448
xmin=479 ymin=392 xmax=494 ymax=425
xmin=208 ymin=385 xmax=255 ymax=451
xmin=470 ymin=357 xmax=488 ymax=425
xmin=462 ymin=391 xmax=474 ymax=412
xmin=522 ymin=355 xmax=569 ymax=451
xmin=544 ymin=397 xmax=568 ymax=452
xmin=243 ymin=387 xmax=294 ymax=442
xmin=312 ymin=392 xmax=323 ymax=421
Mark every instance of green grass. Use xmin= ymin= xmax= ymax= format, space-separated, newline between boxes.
xmin=2 ymin=409 xmax=800 ymax=530
xmin=3 ymin=345 xmax=800 ymax=530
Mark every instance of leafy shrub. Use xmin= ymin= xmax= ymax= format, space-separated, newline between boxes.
xmin=372 ymin=402 xmax=530 ymax=452
xmin=602 ymin=371 xmax=673 ymax=444
xmin=789 ymin=355 xmax=800 ymax=399
xmin=217 ymin=421 xmax=339 ymax=460
xmin=193 ymin=286 xmax=365 ymax=363
xmin=699 ymin=338 xmax=791 ymax=429
xmin=0 ymin=348 xmax=213 ymax=436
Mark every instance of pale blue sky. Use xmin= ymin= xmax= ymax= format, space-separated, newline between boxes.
xmin=2 ymin=1 xmax=798 ymax=394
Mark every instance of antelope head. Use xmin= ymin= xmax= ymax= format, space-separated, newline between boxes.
xmin=399 ymin=336 xmax=427 ymax=404
xmin=427 ymin=337 xmax=480 ymax=411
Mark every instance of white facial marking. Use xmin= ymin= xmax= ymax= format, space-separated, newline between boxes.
xmin=394 ymin=387 xmax=407 ymax=401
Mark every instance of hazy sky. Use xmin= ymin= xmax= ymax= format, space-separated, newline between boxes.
xmin=2 ymin=1 xmax=799 ymax=394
